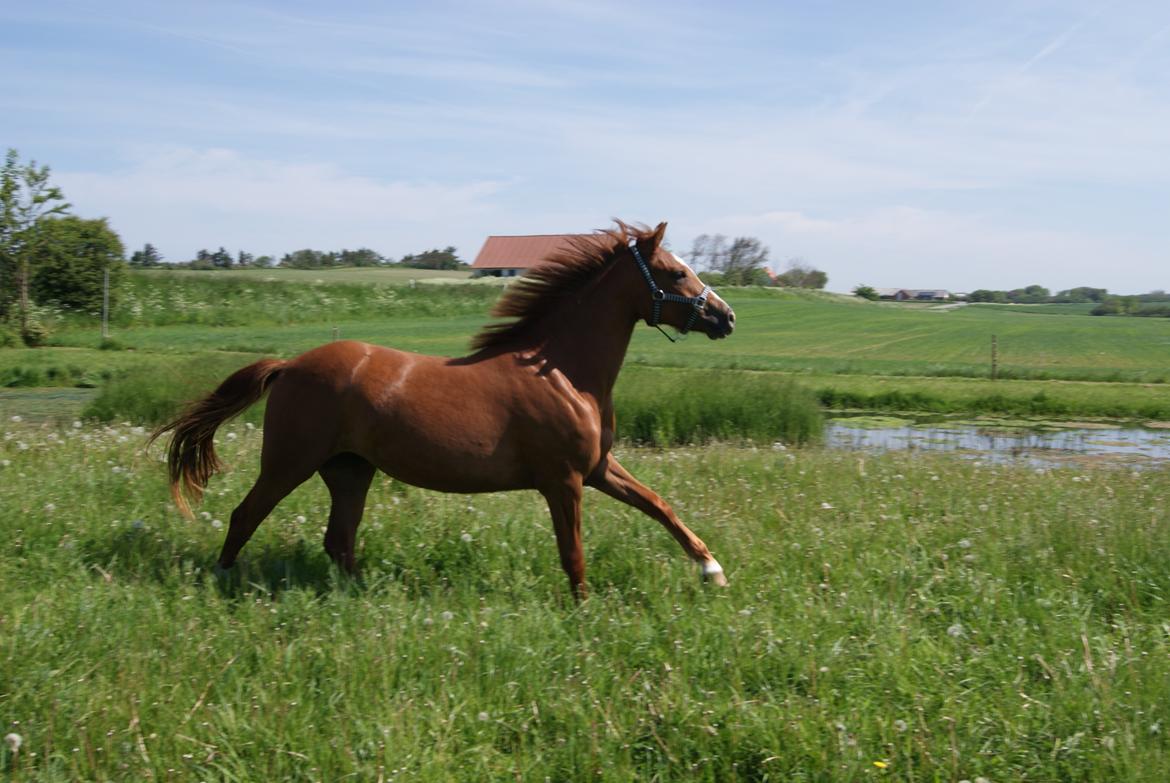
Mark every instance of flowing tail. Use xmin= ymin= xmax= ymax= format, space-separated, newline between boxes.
xmin=151 ymin=359 xmax=286 ymax=518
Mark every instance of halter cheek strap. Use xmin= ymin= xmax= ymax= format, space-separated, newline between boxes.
xmin=628 ymin=240 xmax=711 ymax=340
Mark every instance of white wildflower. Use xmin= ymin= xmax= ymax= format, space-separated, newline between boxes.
xmin=461 ymin=532 xmax=473 ymax=543
xmin=9 ymin=415 xmax=21 ymax=423
xmin=947 ymin=623 xmax=965 ymax=638
xmin=4 ymin=732 xmax=21 ymax=753
xmin=211 ymin=519 xmax=224 ymax=529
xmin=477 ymin=711 xmax=490 ymax=722
xmin=44 ymin=503 xmax=56 ymax=513
xmin=893 ymin=719 xmax=908 ymax=733
xmin=441 ymin=611 xmax=454 ymax=622
xmin=295 ymin=515 xmax=306 ymax=524
xmin=820 ymin=502 xmax=834 ymax=510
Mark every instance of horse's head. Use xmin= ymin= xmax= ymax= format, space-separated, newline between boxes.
xmin=626 ymin=222 xmax=735 ymax=340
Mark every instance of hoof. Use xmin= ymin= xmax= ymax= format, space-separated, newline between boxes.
xmin=700 ymin=559 xmax=728 ymax=586
xmin=704 ymin=570 xmax=729 ymax=587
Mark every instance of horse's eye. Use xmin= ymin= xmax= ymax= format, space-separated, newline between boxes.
xmin=671 ymin=270 xmax=687 ymax=281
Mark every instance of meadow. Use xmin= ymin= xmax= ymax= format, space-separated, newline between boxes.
xmin=2 ymin=422 xmax=1168 ymax=781
xmin=3 ymin=271 xmax=1170 ymax=780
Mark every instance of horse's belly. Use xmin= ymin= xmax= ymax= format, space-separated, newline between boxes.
xmin=355 ymin=403 xmax=533 ymax=493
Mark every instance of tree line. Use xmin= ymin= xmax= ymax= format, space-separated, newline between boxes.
xmin=965 ymin=285 xmax=1169 ymax=317
xmin=131 ymin=245 xmax=468 ymax=270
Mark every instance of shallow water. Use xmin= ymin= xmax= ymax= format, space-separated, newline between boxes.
xmin=826 ymin=417 xmax=1170 ymax=468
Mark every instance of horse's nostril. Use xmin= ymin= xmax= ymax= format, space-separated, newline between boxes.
xmin=727 ymin=310 xmax=736 ymax=327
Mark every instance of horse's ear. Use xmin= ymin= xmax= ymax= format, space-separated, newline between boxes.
xmin=651 ymin=222 xmax=667 ymax=249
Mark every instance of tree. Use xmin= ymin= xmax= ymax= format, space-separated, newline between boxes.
xmin=29 ymin=217 xmax=125 ymax=313
xmin=853 ymin=284 xmax=879 ymax=301
xmin=338 ymin=248 xmax=384 ymax=267
xmin=1007 ymin=284 xmax=1049 ymax=304
xmin=280 ymin=249 xmax=333 ymax=268
xmin=399 ymin=246 xmax=463 ymax=270
xmin=1054 ymin=286 xmax=1107 ymax=303
xmin=686 ymin=234 xmax=771 ymax=285
xmin=775 ymin=259 xmax=828 ymax=289
xmin=0 ymin=148 xmax=71 ymax=337
xmin=723 ymin=237 xmax=770 ymax=285
xmin=686 ymin=234 xmax=729 ymax=272
xmin=130 ymin=243 xmax=163 ymax=267
xmin=211 ymin=247 xmax=233 ymax=268
xmin=236 ymin=250 xmax=254 ymax=267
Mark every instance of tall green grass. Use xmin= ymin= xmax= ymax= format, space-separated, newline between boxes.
xmin=615 ymin=367 xmax=822 ymax=445
xmin=2 ymin=426 xmax=1168 ymax=781
xmin=94 ymin=272 xmax=502 ymax=328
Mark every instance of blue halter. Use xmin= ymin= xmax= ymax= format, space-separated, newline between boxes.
xmin=628 ymin=239 xmax=712 ymax=339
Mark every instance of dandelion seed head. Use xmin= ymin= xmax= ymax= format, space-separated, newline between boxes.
xmin=4 ymin=732 xmax=22 ymax=752
xmin=477 ymin=711 xmax=490 ymax=722
xmin=947 ymin=623 xmax=964 ymax=638
xmin=211 ymin=519 xmax=224 ymax=529
xmin=441 ymin=611 xmax=454 ymax=622
xmin=893 ymin=719 xmax=908 ymax=733
xmin=295 ymin=515 xmax=306 ymax=524
xmin=461 ymin=532 xmax=473 ymax=543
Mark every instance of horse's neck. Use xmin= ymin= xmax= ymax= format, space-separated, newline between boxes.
xmin=539 ymin=291 xmax=637 ymax=400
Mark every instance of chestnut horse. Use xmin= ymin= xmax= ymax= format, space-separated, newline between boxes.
xmin=154 ymin=221 xmax=735 ymax=597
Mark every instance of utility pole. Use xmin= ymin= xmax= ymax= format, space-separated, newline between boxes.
xmin=102 ymin=267 xmax=109 ymax=339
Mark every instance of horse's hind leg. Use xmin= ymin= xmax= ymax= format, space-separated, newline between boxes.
xmin=319 ymin=453 xmax=377 ymax=573
xmin=218 ymin=468 xmax=314 ymax=569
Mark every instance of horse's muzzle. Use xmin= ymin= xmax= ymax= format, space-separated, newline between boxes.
xmin=707 ymin=307 xmax=735 ymax=339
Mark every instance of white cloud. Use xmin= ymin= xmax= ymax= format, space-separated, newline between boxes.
xmin=56 ymin=148 xmax=508 ymax=260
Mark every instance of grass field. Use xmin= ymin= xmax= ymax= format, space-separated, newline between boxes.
xmin=4 ymin=274 xmax=1170 ymax=427
xmin=2 ymin=422 xmax=1168 ymax=781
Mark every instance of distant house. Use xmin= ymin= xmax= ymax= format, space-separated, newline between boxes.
xmin=471 ymin=234 xmax=598 ymax=277
xmin=875 ymin=288 xmax=951 ymax=301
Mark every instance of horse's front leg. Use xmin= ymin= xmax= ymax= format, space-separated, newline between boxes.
xmin=586 ymin=455 xmax=728 ymax=586
xmin=540 ymin=477 xmax=587 ymax=600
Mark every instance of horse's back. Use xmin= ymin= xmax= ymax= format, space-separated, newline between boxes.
xmin=264 ymin=340 xmax=538 ymax=491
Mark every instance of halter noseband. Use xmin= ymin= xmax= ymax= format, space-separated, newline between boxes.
xmin=628 ymin=239 xmax=711 ymax=340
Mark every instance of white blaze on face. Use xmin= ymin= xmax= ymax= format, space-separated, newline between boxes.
xmin=670 ymin=252 xmax=697 ymax=276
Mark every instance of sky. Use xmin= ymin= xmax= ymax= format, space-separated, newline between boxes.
xmin=2 ymin=0 xmax=1168 ymax=293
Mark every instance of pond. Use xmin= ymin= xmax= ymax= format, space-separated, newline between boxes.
xmin=826 ymin=415 xmax=1170 ymax=468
